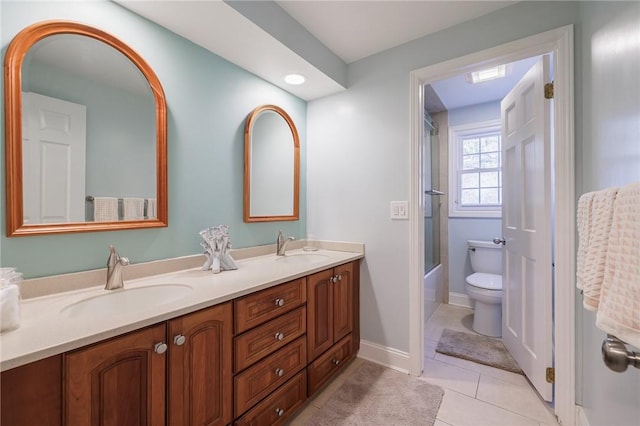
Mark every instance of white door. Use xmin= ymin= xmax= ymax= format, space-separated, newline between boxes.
xmin=500 ymin=56 xmax=553 ymax=401
xmin=22 ymin=92 xmax=87 ymax=224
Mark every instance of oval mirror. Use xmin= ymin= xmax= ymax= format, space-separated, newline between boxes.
xmin=4 ymin=21 xmax=167 ymax=236
xmin=244 ymin=105 xmax=300 ymax=222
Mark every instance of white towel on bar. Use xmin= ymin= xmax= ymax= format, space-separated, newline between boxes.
xmin=596 ymin=182 xmax=640 ymax=347
xmin=576 ymin=190 xmax=595 ymax=293
xmin=123 ymin=198 xmax=145 ymax=220
xmin=146 ymin=198 xmax=157 ymax=219
xmin=576 ymin=187 xmax=618 ymax=310
xmin=93 ymin=197 xmax=118 ymax=222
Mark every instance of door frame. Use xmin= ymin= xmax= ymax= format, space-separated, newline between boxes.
xmin=408 ymin=25 xmax=575 ymax=426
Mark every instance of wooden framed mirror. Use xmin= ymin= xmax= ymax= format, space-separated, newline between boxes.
xmin=244 ymin=105 xmax=300 ymax=222
xmin=4 ymin=20 xmax=168 ymax=236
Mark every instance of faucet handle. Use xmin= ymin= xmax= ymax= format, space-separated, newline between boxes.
xmin=119 ymin=257 xmax=130 ymax=266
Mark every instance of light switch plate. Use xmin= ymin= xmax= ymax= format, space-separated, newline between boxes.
xmin=390 ymin=201 xmax=409 ymax=220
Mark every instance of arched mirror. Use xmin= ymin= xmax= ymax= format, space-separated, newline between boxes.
xmin=244 ymin=105 xmax=300 ymax=222
xmin=4 ymin=20 xmax=167 ymax=236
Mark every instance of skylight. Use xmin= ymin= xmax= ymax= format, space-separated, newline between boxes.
xmin=466 ymin=65 xmax=506 ymax=84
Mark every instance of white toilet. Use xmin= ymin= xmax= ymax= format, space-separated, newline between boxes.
xmin=465 ymin=240 xmax=503 ymax=337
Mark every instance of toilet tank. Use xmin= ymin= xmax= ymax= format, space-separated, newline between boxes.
xmin=468 ymin=240 xmax=502 ymax=275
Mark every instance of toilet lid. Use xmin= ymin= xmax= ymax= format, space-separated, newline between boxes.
xmin=466 ymin=272 xmax=502 ymax=290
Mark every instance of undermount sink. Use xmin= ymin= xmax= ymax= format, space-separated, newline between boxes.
xmin=60 ymin=284 xmax=193 ymax=318
xmin=275 ymin=253 xmax=330 ymax=264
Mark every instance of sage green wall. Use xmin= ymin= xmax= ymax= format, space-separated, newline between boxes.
xmin=0 ymin=1 xmax=307 ymax=278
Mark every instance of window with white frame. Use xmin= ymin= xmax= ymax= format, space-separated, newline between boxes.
xmin=448 ymin=120 xmax=502 ymax=218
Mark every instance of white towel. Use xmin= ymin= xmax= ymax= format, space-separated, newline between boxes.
xmin=146 ymin=198 xmax=157 ymax=219
xmin=576 ymin=191 xmax=595 ymax=292
xmin=93 ymin=197 xmax=118 ymax=222
xmin=576 ymin=187 xmax=618 ymax=310
xmin=596 ymin=182 xmax=640 ymax=347
xmin=123 ymin=198 xmax=145 ymax=220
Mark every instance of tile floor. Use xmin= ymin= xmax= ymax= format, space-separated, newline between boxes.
xmin=289 ymin=303 xmax=559 ymax=426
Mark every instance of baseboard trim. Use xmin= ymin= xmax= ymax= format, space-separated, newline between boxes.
xmin=358 ymin=339 xmax=411 ymax=374
xmin=449 ymin=292 xmax=473 ymax=308
xmin=576 ymin=405 xmax=590 ymax=426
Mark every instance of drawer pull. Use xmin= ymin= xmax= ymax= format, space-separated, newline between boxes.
xmin=332 ymin=358 xmax=340 ymax=366
xmin=337 ymin=274 xmax=343 ymax=281
xmin=275 ymin=367 xmax=284 ymax=377
xmin=274 ymin=298 xmax=285 ymax=307
xmin=275 ymin=332 xmax=285 ymax=341
xmin=154 ymin=342 xmax=168 ymax=354
xmin=173 ymin=334 xmax=186 ymax=346
xmin=275 ymin=408 xmax=285 ymax=417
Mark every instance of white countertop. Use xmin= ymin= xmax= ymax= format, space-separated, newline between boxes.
xmin=0 ymin=248 xmax=363 ymax=372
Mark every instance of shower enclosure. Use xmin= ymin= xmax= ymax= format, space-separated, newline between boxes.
xmin=424 ymin=112 xmax=443 ymax=320
xmin=424 ymin=114 xmax=441 ymax=273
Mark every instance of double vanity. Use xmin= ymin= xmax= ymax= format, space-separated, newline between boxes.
xmin=1 ymin=17 xmax=353 ymax=426
xmin=0 ymin=244 xmax=363 ymax=425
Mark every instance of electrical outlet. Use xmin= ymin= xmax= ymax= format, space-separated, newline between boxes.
xmin=390 ymin=201 xmax=409 ymax=220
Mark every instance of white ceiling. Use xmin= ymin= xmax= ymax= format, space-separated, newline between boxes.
xmin=117 ymin=0 xmax=521 ymax=103
xmin=276 ymin=1 xmax=517 ymax=64
xmin=116 ymin=0 xmax=346 ymax=101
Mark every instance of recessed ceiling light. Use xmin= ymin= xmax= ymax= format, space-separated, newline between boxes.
xmin=284 ymin=74 xmax=306 ymax=85
xmin=466 ymin=65 xmax=506 ymax=84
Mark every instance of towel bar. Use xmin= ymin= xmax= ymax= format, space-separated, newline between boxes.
xmin=601 ymin=335 xmax=640 ymax=372
xmin=85 ymin=196 xmax=152 ymax=221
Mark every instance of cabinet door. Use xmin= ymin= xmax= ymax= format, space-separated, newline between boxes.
xmin=168 ymin=302 xmax=233 ymax=426
xmin=1 ymin=355 xmax=62 ymax=426
xmin=306 ymin=268 xmax=334 ymax=361
xmin=64 ymin=324 xmax=166 ymax=426
xmin=333 ymin=262 xmax=354 ymax=343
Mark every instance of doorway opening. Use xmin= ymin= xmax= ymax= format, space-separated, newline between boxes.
xmin=408 ymin=25 xmax=575 ymax=426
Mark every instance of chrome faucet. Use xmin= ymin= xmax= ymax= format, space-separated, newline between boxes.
xmin=105 ymin=245 xmax=130 ymax=290
xmin=276 ymin=230 xmax=295 ymax=256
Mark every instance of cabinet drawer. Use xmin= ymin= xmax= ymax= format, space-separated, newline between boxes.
xmin=307 ymin=334 xmax=353 ymax=397
xmin=234 ymin=371 xmax=306 ymax=426
xmin=235 ymin=278 xmax=306 ymax=334
xmin=234 ymin=306 xmax=306 ymax=372
xmin=234 ymin=336 xmax=307 ymax=417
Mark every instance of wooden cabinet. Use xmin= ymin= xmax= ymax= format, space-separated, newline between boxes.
xmin=233 ymin=278 xmax=311 ymax=424
xmin=168 ymin=303 xmax=233 ymax=426
xmin=65 ymin=323 xmax=167 ymax=426
xmin=2 ymin=259 xmax=360 ymax=426
xmin=306 ymin=262 xmax=358 ymax=397
xmin=64 ymin=303 xmax=232 ymax=426
xmin=0 ymin=355 xmax=62 ymax=426
xmin=307 ymin=262 xmax=354 ymax=362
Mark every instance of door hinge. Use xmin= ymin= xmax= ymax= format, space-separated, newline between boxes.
xmin=544 ymin=82 xmax=554 ymax=99
xmin=546 ymin=367 xmax=555 ymax=383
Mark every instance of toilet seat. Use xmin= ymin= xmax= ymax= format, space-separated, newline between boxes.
xmin=465 ymin=272 xmax=502 ymax=291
